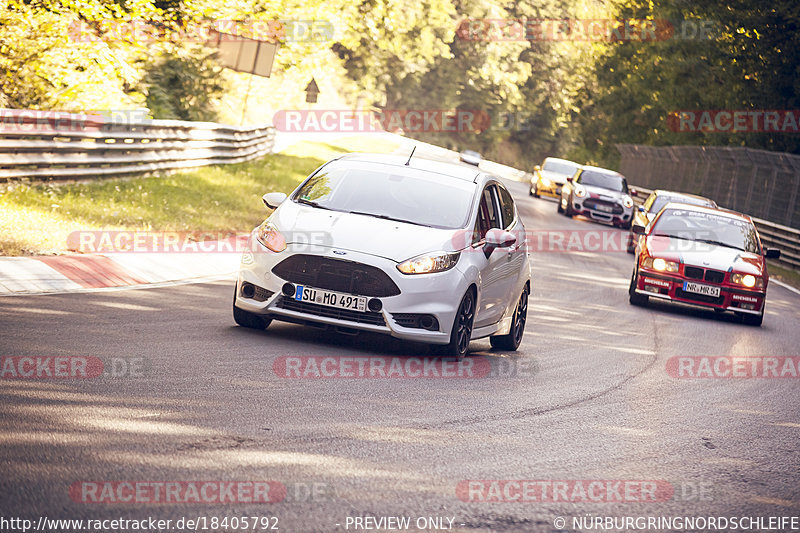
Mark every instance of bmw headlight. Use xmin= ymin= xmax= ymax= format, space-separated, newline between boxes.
xmin=642 ymin=256 xmax=679 ymax=272
xmin=574 ymin=185 xmax=587 ymax=198
xmin=623 ymin=195 xmax=634 ymax=208
xmin=731 ymin=273 xmax=763 ymax=289
xmin=256 ymin=221 xmax=286 ymax=252
xmin=397 ymin=251 xmax=460 ymax=275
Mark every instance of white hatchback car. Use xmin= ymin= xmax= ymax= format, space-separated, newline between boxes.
xmin=233 ymin=153 xmax=531 ymax=358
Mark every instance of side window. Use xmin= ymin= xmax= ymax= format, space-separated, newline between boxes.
xmin=474 ymin=185 xmax=502 ymax=241
xmin=497 ymin=185 xmax=516 ymax=229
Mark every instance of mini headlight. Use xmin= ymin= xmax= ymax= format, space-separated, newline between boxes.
xmin=732 ymin=272 xmax=762 ymax=289
xmin=256 ymin=221 xmax=286 ymax=252
xmin=574 ymin=185 xmax=587 ymax=198
xmin=623 ymin=196 xmax=634 ymax=208
xmin=397 ymin=251 xmax=460 ymax=275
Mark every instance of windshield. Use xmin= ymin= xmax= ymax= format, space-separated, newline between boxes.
xmin=543 ymin=160 xmax=579 ymax=176
xmin=578 ymin=170 xmax=626 ymax=192
xmin=650 ymin=195 xmax=714 ymax=213
xmin=651 ymin=209 xmax=760 ymax=253
xmin=293 ymin=160 xmax=476 ymax=229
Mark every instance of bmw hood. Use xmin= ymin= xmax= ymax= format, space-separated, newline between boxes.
xmin=267 ymin=201 xmax=465 ymax=263
xmin=646 ymin=236 xmax=765 ymax=275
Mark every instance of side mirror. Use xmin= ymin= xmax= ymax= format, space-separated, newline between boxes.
xmin=632 ymin=224 xmax=647 ymax=235
xmin=534 ymin=165 xmax=541 ymax=172
xmin=764 ymin=248 xmax=781 ymax=259
xmin=262 ymin=192 xmax=287 ymax=209
xmin=630 ymin=188 xmax=638 ymax=197
xmin=483 ymin=228 xmax=517 ymax=258
xmin=566 ymin=176 xmax=573 ymax=183
xmin=638 ymin=206 xmax=646 ymax=213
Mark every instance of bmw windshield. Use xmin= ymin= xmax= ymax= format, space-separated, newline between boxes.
xmin=293 ymin=161 xmax=476 ymax=229
xmin=651 ymin=209 xmax=761 ymax=253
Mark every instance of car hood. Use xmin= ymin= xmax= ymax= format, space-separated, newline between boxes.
xmin=539 ymin=169 xmax=570 ymax=183
xmin=645 ymin=236 xmax=765 ymax=275
xmin=583 ymin=185 xmax=627 ymax=201
xmin=270 ymin=201 xmax=463 ymax=262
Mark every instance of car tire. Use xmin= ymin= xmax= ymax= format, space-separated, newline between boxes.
xmin=626 ymin=233 xmax=636 ymax=254
xmin=490 ymin=286 xmax=528 ymax=351
xmin=439 ymin=289 xmax=475 ymax=360
xmin=564 ymin=196 xmax=574 ymax=217
xmin=233 ymin=285 xmax=271 ymax=330
xmin=628 ymin=270 xmax=648 ymax=306
xmin=739 ymin=309 xmax=764 ymax=326
xmin=532 ymin=186 xmax=540 ymax=198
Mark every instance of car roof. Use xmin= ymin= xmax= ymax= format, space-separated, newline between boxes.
xmin=543 ymin=157 xmax=580 ymax=165
xmin=579 ymin=165 xmax=624 ymax=177
xmin=653 ymin=189 xmax=714 ymax=202
xmin=336 ymin=152 xmax=485 ymax=183
xmin=660 ymin=202 xmax=753 ymax=223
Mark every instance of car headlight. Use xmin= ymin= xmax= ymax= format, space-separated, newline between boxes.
xmin=541 ymin=178 xmax=552 ymax=186
xmin=642 ymin=256 xmax=679 ymax=272
xmin=256 ymin=221 xmax=286 ymax=252
xmin=731 ymin=273 xmax=763 ymax=289
xmin=397 ymin=251 xmax=460 ymax=275
xmin=574 ymin=185 xmax=587 ymax=198
xmin=623 ymin=195 xmax=634 ymax=208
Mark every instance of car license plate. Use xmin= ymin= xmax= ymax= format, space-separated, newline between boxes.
xmin=596 ymin=204 xmax=613 ymax=212
xmin=294 ymin=285 xmax=367 ymax=312
xmin=683 ymin=281 xmax=720 ymax=297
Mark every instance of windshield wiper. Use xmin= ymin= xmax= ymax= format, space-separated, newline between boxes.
xmin=296 ymin=198 xmax=334 ymax=210
xmin=695 ymin=238 xmax=745 ymax=251
xmin=349 ymin=211 xmax=432 ymax=227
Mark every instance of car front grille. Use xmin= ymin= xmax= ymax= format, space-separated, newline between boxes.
xmin=684 ymin=266 xmax=725 ymax=284
xmin=275 ymin=296 xmax=386 ymax=326
xmin=583 ymin=199 xmax=623 ymax=214
xmin=272 ymin=254 xmax=401 ymax=297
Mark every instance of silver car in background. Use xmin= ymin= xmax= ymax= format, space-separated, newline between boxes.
xmin=559 ymin=165 xmax=636 ymax=228
xmin=233 ymin=153 xmax=532 ymax=358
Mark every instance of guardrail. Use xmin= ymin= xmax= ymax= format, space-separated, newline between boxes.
xmin=0 ymin=109 xmax=275 ymax=181
xmin=631 ymin=185 xmax=800 ymax=271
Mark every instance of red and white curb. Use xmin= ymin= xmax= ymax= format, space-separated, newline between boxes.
xmin=0 ymin=252 xmax=239 ymax=295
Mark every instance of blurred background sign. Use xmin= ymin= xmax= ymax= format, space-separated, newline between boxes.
xmin=208 ymin=29 xmax=278 ymax=78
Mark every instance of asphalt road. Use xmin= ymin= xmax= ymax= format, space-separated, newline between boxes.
xmin=2 ymin=178 xmax=800 ymax=533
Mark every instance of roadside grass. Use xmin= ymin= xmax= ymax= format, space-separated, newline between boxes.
xmin=768 ymin=260 xmax=800 ymax=291
xmin=0 ymin=136 xmax=401 ymax=256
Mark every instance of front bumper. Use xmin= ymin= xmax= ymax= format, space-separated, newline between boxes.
xmin=635 ymin=271 xmax=765 ymax=315
xmin=572 ymin=197 xmax=633 ymax=225
xmin=234 ymin=242 xmax=472 ymax=344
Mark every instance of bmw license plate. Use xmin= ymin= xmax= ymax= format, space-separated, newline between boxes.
xmin=683 ymin=281 xmax=720 ymax=297
xmin=294 ymin=285 xmax=367 ymax=312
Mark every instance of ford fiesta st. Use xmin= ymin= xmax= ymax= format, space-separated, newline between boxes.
xmin=233 ymin=153 xmax=532 ymax=358
xmin=628 ymin=204 xmax=781 ymax=326
xmin=559 ymin=166 xmax=636 ymax=228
